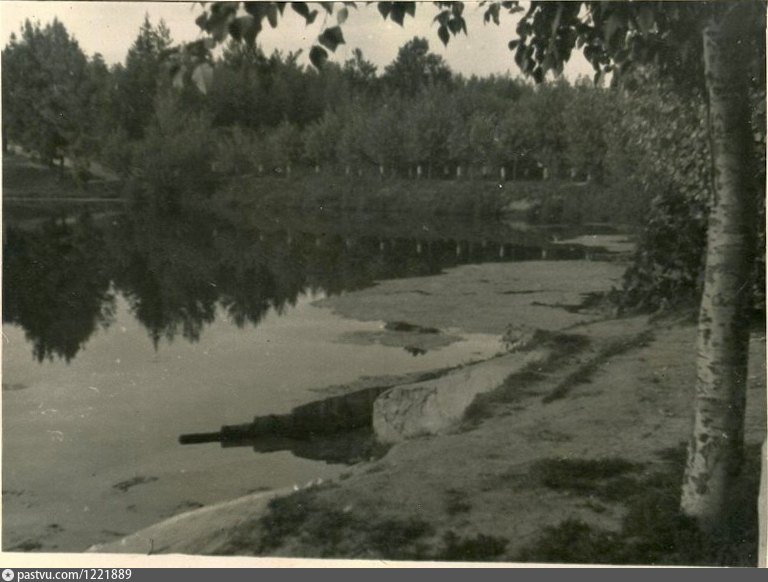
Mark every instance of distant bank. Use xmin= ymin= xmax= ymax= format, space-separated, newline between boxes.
xmin=3 ymin=148 xmax=644 ymax=228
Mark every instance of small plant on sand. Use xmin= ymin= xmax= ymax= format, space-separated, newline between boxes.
xmin=224 ymin=484 xmax=435 ymax=560
xmin=516 ymin=518 xmax=623 ymax=564
xmin=530 ymin=457 xmax=644 ymax=502
xmin=542 ymin=330 xmax=654 ymax=403
xmin=435 ymin=531 xmax=509 ymax=562
xmin=462 ymin=331 xmax=590 ymax=427
xmin=516 ymin=443 xmax=762 ymax=566
xmin=443 ymin=488 xmax=472 ymax=515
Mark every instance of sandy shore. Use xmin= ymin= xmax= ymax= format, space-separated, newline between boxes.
xmin=89 ymin=259 xmax=766 ymax=564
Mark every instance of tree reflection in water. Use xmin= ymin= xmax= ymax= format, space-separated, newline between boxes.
xmin=3 ymin=213 xmax=115 ymax=362
xmin=3 ymin=204 xmax=588 ymax=363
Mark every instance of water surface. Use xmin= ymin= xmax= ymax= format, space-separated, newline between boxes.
xmin=2 ymin=202 xmax=601 ymax=551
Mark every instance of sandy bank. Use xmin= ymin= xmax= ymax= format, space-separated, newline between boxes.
xmin=313 ymin=260 xmax=625 ymax=335
xmin=89 ymin=259 xmax=766 ymax=564
xmin=91 ymin=315 xmax=765 ymax=562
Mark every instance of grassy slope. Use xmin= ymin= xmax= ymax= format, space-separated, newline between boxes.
xmin=92 ymin=314 xmax=765 ymax=565
xmin=216 ymin=317 xmax=765 ymax=565
xmin=3 ymin=152 xmax=121 ymax=199
xmin=218 ymin=172 xmax=633 ymax=222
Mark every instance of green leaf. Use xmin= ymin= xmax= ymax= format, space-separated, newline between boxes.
xmin=514 ymin=44 xmax=526 ymax=68
xmin=229 ymin=16 xmax=257 ymax=43
xmin=437 ymin=25 xmax=450 ymax=46
xmin=291 ymin=2 xmax=313 ymax=22
xmin=266 ymin=4 xmax=279 ymax=28
xmin=244 ymin=2 xmax=264 ymax=18
xmin=309 ymin=45 xmax=328 ymax=68
xmin=434 ymin=11 xmax=450 ymax=26
xmin=291 ymin=2 xmax=309 ymax=17
xmin=390 ymin=3 xmax=406 ymax=26
xmin=485 ymin=4 xmax=500 ymax=25
xmin=207 ymin=2 xmax=237 ymax=40
xmin=448 ymin=17 xmax=463 ymax=35
xmin=244 ymin=18 xmax=261 ymax=44
xmin=378 ymin=2 xmax=392 ymax=19
xmin=318 ymin=26 xmax=345 ymax=52
xmin=337 ymin=7 xmax=349 ymax=25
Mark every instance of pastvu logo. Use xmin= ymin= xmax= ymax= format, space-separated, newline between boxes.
xmin=2 ymin=569 xmax=15 ymax=581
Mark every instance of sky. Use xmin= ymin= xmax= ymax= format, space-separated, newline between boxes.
xmin=0 ymin=1 xmax=593 ymax=79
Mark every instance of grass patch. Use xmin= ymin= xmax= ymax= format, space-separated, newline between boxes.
xmin=530 ymin=457 xmax=645 ymax=502
xmin=517 ymin=519 xmax=624 ymax=564
xmin=462 ymin=332 xmax=590 ymax=427
xmin=443 ymin=488 xmax=472 ymax=515
xmin=542 ymin=330 xmax=655 ymax=403
xmin=434 ymin=531 xmax=509 ymax=562
xmin=516 ymin=443 xmax=762 ymax=565
xmin=222 ymin=484 xmax=434 ymax=559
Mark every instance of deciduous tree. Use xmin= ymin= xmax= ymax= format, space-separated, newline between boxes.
xmin=2 ymin=19 xmax=93 ymax=167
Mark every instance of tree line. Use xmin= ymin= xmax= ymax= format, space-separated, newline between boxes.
xmin=2 ymin=17 xmax=630 ymax=186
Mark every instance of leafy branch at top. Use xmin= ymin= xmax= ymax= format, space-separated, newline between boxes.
xmin=191 ymin=1 xmax=474 ymax=74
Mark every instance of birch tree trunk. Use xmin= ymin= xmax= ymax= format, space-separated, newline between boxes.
xmin=680 ymin=11 xmax=757 ymax=531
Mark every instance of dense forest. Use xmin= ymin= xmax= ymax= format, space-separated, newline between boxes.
xmin=1 ymin=15 xmax=765 ymax=312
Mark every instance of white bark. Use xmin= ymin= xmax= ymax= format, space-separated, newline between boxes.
xmin=760 ymin=439 xmax=767 ymax=567
xmin=680 ymin=11 xmax=756 ymax=530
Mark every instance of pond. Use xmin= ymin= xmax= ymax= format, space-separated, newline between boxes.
xmin=2 ymin=201 xmax=616 ymax=552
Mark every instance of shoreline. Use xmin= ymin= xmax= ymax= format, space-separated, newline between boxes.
xmin=87 ymin=254 xmax=766 ymax=564
xmin=89 ymin=314 xmax=766 ymax=563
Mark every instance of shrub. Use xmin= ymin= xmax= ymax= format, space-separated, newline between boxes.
xmin=214 ymin=126 xmax=263 ymax=176
xmin=131 ymin=94 xmax=217 ymax=207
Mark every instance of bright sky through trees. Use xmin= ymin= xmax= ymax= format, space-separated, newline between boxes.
xmin=0 ymin=1 xmax=593 ymax=78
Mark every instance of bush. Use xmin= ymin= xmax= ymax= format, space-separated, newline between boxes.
xmin=608 ymin=74 xmax=765 ymax=313
xmin=131 ymin=94 xmax=217 ymax=207
xmin=99 ymin=128 xmax=134 ymax=178
xmin=214 ymin=126 xmax=263 ymax=176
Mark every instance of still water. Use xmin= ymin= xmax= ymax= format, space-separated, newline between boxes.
xmin=2 ymin=202 xmax=597 ymax=551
